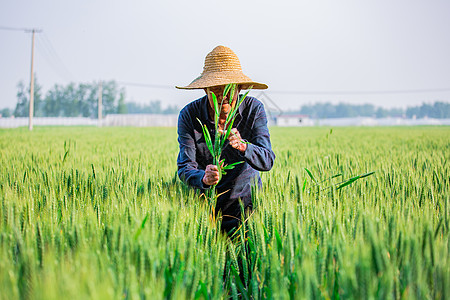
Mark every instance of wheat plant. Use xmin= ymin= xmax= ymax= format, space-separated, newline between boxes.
xmin=0 ymin=126 xmax=449 ymax=299
xmin=197 ymin=83 xmax=252 ymax=209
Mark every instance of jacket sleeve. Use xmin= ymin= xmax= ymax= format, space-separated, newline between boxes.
xmin=177 ymin=108 xmax=208 ymax=190
xmin=242 ymin=103 xmax=275 ymax=171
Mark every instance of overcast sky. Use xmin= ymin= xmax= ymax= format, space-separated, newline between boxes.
xmin=1 ymin=0 xmax=449 ymax=112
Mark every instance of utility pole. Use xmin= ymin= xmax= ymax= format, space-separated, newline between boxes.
xmin=1 ymin=27 xmax=41 ymax=130
xmin=28 ymin=29 xmax=37 ymax=131
xmin=98 ymin=81 xmax=102 ymax=127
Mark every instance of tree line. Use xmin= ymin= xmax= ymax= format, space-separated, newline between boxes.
xmin=0 ymin=79 xmax=179 ymax=118
xmin=1 ymin=79 xmax=449 ymax=119
xmin=287 ymin=101 xmax=450 ymax=119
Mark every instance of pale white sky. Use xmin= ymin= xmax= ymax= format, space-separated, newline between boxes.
xmin=1 ymin=0 xmax=449 ymax=111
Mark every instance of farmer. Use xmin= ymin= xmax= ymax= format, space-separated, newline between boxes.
xmin=176 ymin=45 xmax=275 ymax=234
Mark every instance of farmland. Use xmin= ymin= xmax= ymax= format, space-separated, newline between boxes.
xmin=0 ymin=126 xmax=449 ymax=299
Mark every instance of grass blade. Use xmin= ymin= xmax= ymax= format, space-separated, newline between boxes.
xmin=359 ymin=171 xmax=375 ymax=178
xmin=230 ymin=265 xmax=249 ymax=300
xmin=336 ymin=176 xmax=360 ymax=190
xmin=305 ymin=168 xmax=318 ymax=185
xmin=134 ymin=213 xmax=149 ymax=240
xmin=197 ymin=118 xmax=214 ymax=157
xmin=222 ymin=161 xmax=244 ymax=170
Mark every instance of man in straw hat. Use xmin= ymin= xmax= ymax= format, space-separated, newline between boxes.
xmin=176 ymin=45 xmax=275 ymax=234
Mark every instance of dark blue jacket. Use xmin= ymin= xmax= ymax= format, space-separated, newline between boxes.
xmin=177 ymin=95 xmax=275 ymax=221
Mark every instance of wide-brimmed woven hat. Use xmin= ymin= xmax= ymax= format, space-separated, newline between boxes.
xmin=176 ymin=45 xmax=268 ymax=90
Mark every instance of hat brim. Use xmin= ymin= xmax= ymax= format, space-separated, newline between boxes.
xmin=176 ymin=71 xmax=268 ymax=90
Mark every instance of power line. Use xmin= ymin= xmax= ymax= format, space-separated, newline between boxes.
xmin=2 ymin=25 xmax=75 ymax=84
xmin=117 ymin=81 xmax=174 ymax=89
xmin=265 ymin=88 xmax=450 ymax=95
xmin=117 ymin=81 xmax=450 ymax=96
xmin=36 ymin=33 xmax=75 ymax=81
xmin=0 ymin=25 xmax=31 ymax=32
xmin=0 ymin=25 xmax=42 ymax=33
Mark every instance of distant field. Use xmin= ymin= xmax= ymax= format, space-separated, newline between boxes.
xmin=0 ymin=126 xmax=449 ymax=299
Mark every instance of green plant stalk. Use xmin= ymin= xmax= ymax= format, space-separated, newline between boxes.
xmin=197 ymin=83 xmax=252 ymax=207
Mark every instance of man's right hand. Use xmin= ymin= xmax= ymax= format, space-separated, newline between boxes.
xmin=202 ymin=164 xmax=220 ymax=186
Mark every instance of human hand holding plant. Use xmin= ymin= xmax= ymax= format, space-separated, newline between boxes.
xmin=228 ymin=128 xmax=247 ymax=152
xmin=203 ymin=128 xmax=246 ymax=186
xmin=202 ymin=164 xmax=220 ymax=186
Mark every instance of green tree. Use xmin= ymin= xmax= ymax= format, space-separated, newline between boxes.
xmin=100 ymin=81 xmax=124 ymax=116
xmin=375 ymin=107 xmax=388 ymax=118
xmin=44 ymin=84 xmax=64 ymax=116
xmin=0 ymin=108 xmax=12 ymax=118
xmin=336 ymin=103 xmax=356 ymax=118
xmin=117 ymin=90 xmax=128 ymax=114
xmin=431 ymin=102 xmax=450 ymax=118
xmin=14 ymin=81 xmax=28 ymax=117
xmin=163 ymin=104 xmax=179 ymax=114
xmin=62 ymin=83 xmax=84 ymax=117
xmin=125 ymin=100 xmax=179 ymax=114
xmin=14 ymin=77 xmax=43 ymax=117
xmin=40 ymin=80 xmax=124 ymax=118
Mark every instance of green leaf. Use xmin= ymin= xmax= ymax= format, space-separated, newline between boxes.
xmin=274 ymin=228 xmax=283 ymax=254
xmin=62 ymin=150 xmax=69 ymax=163
xmin=211 ymin=92 xmax=219 ymax=118
xmin=226 ymin=87 xmax=251 ymax=125
xmin=359 ymin=171 xmax=375 ymax=178
xmin=262 ymin=224 xmax=270 ymax=244
xmin=236 ymin=88 xmax=251 ymax=109
xmin=302 ymin=178 xmax=307 ymax=192
xmin=211 ymin=92 xmax=219 ymax=127
xmin=194 ymin=281 xmax=208 ymax=300
xmin=229 ymin=84 xmax=236 ymax=105
xmin=225 ymin=101 xmax=239 ymax=125
xmin=315 ymin=173 xmax=343 ymax=186
xmin=336 ymin=171 xmax=375 ymax=190
xmin=223 ymin=117 xmax=236 ymax=142
xmin=197 ymin=118 xmax=214 ymax=157
xmin=203 ymin=125 xmax=214 ymax=155
xmin=223 ymin=83 xmax=232 ymax=98
xmin=219 ymin=120 xmax=235 ymax=150
xmin=336 ymin=175 xmax=360 ymax=190
xmin=134 ymin=213 xmax=149 ymax=240
xmin=214 ymin=131 xmax=221 ymax=159
xmin=222 ymin=161 xmax=244 ymax=170
xmin=230 ymin=265 xmax=249 ymax=300
xmin=305 ymin=168 xmax=318 ymax=184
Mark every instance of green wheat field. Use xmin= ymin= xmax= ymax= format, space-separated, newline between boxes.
xmin=0 ymin=126 xmax=449 ymax=299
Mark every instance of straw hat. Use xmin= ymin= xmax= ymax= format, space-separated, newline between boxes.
xmin=176 ymin=45 xmax=268 ymax=90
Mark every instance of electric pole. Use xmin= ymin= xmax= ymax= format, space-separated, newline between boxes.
xmin=28 ymin=29 xmax=37 ymax=131
xmin=0 ymin=26 xmax=42 ymax=130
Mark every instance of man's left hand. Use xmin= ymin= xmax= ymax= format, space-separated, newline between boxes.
xmin=228 ymin=128 xmax=247 ymax=152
